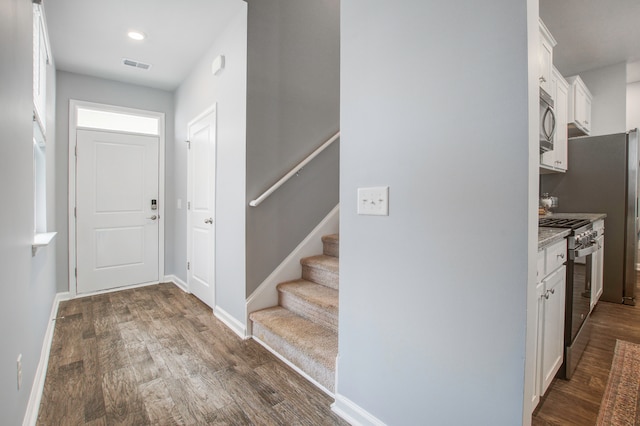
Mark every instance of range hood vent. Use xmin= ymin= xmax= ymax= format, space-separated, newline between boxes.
xmin=122 ymin=58 xmax=151 ymax=70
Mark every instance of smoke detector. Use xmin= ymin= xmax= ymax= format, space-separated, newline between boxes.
xmin=122 ymin=58 xmax=151 ymax=70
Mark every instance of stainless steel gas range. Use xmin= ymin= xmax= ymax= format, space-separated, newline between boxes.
xmin=539 ymin=217 xmax=603 ymax=379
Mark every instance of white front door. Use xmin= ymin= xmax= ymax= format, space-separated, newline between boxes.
xmin=76 ymin=129 xmax=160 ymax=294
xmin=187 ymin=107 xmax=216 ymax=308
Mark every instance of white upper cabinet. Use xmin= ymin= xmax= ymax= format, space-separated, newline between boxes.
xmin=539 ymin=19 xmax=557 ymax=96
xmin=565 ymin=75 xmax=592 ymax=137
xmin=33 ymin=3 xmax=50 ymax=137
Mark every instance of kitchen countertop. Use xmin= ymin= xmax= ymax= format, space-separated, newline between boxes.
xmin=540 ymin=212 xmax=607 ymax=222
xmin=538 ymin=227 xmax=571 ymax=250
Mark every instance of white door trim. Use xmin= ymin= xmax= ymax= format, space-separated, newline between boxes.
xmin=68 ymin=99 xmax=165 ymax=297
xmin=186 ymin=103 xmax=217 ymax=308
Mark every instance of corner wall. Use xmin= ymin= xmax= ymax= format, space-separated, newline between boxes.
xmin=337 ymin=1 xmax=532 ymax=424
xmin=173 ymin=5 xmax=247 ymax=323
xmin=0 ymin=1 xmax=58 ymax=423
xmin=245 ymin=0 xmax=340 ymax=296
xmin=54 ymin=71 xmax=174 ymax=293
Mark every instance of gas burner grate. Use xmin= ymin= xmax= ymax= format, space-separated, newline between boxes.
xmin=539 ymin=217 xmax=591 ymax=229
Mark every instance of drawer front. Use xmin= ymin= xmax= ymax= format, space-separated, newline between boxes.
xmin=546 ymin=239 xmax=567 ymax=274
xmin=537 ymin=250 xmax=546 ymax=280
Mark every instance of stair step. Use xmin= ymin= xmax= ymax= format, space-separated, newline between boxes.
xmin=322 ymin=234 xmax=339 ymax=258
xmin=250 ymin=307 xmax=337 ymax=392
xmin=301 ymin=255 xmax=339 ymax=290
xmin=278 ymin=279 xmax=338 ymax=333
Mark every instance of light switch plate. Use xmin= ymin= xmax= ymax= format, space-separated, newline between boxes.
xmin=357 ymin=186 xmax=389 ymax=216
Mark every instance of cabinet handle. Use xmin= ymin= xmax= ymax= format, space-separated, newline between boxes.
xmin=549 ymin=288 xmax=555 ymax=295
xmin=557 ymin=253 xmax=565 ymax=259
xmin=539 ymin=76 xmax=546 ymax=83
xmin=544 ymin=291 xmax=550 ymax=300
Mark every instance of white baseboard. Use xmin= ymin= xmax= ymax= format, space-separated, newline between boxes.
xmin=73 ymin=281 xmax=159 ymax=299
xmin=331 ymin=393 xmax=386 ymax=426
xmin=214 ymin=306 xmax=248 ymax=340
xmin=22 ymin=291 xmax=71 ymax=426
xmin=246 ymin=204 xmax=339 ymax=336
xmin=164 ymin=274 xmax=188 ymax=293
xmin=252 ymin=335 xmax=333 ymax=398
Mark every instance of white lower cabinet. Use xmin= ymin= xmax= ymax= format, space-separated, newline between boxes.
xmin=540 ymin=265 xmax=566 ymax=394
xmin=533 ymin=239 xmax=567 ymax=409
xmin=591 ymin=220 xmax=605 ymax=310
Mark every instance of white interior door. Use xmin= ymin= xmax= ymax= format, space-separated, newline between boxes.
xmin=76 ymin=129 xmax=160 ymax=294
xmin=187 ymin=107 xmax=216 ymax=308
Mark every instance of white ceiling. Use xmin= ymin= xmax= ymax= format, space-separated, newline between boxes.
xmin=43 ymin=0 xmax=245 ymax=91
xmin=44 ymin=0 xmax=640 ymax=90
xmin=540 ymin=0 xmax=640 ymax=83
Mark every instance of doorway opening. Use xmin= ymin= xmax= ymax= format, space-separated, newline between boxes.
xmin=68 ymin=100 xmax=165 ymax=296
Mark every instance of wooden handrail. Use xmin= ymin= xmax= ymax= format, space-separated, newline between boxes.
xmin=249 ymin=131 xmax=340 ymax=207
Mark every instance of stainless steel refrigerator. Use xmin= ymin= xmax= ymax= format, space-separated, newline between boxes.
xmin=542 ymin=129 xmax=639 ymax=305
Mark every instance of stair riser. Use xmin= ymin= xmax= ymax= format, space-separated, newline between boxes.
xmin=302 ymin=265 xmax=339 ymax=290
xmin=252 ymin=321 xmax=335 ymax=392
xmin=279 ymin=292 xmax=338 ymax=333
xmin=323 ymin=240 xmax=339 ymax=258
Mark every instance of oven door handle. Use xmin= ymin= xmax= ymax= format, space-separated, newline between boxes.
xmin=572 ymin=243 xmax=600 ymax=259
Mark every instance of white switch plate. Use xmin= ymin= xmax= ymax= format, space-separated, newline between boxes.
xmin=357 ymin=186 xmax=389 ymax=216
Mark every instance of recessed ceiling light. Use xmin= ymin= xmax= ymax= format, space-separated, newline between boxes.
xmin=127 ymin=31 xmax=146 ymax=41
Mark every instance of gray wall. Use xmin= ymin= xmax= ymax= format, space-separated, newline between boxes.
xmin=579 ymin=62 xmax=627 ymax=136
xmin=55 ymin=71 xmax=174 ymax=292
xmin=173 ymin=5 xmax=247 ymax=321
xmin=245 ymin=0 xmax=340 ymax=295
xmin=0 ymin=0 xmax=58 ymax=423
xmin=337 ymin=1 xmax=531 ymax=424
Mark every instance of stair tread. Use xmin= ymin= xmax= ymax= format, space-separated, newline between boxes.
xmin=250 ymin=307 xmax=337 ymax=369
xmin=300 ymin=255 xmax=339 ymax=272
xmin=278 ymin=279 xmax=338 ymax=314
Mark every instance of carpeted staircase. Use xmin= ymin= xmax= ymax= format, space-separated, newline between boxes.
xmin=250 ymin=234 xmax=339 ymax=393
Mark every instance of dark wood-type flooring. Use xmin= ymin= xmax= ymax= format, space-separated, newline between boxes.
xmin=533 ymin=273 xmax=640 ymax=425
xmin=37 ymin=283 xmax=348 ymax=425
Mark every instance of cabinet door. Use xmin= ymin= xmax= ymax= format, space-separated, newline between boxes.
xmin=532 ymin=279 xmax=545 ymax=408
xmin=541 ymin=265 xmax=566 ymax=395
xmin=574 ymin=83 xmax=587 ymax=129
xmin=583 ymin=94 xmax=592 ymax=134
xmin=539 ymin=37 xmax=553 ymax=94
xmin=553 ymin=76 xmax=569 ymax=171
xmin=591 ymin=236 xmax=604 ymax=309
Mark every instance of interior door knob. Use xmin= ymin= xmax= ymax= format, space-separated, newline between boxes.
xmin=204 ymin=218 xmax=213 ymax=224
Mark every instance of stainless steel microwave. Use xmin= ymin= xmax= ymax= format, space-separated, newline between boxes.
xmin=540 ymin=87 xmax=556 ymax=153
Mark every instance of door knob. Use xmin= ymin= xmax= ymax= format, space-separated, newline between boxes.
xmin=148 ymin=215 xmax=157 ymax=220
xmin=204 ymin=218 xmax=213 ymax=224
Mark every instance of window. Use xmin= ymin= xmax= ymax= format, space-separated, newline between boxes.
xmin=77 ymin=107 xmax=160 ymax=135
xmin=33 ymin=139 xmax=46 ymax=233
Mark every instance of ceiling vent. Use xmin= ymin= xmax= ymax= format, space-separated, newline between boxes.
xmin=122 ymin=58 xmax=151 ymax=70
